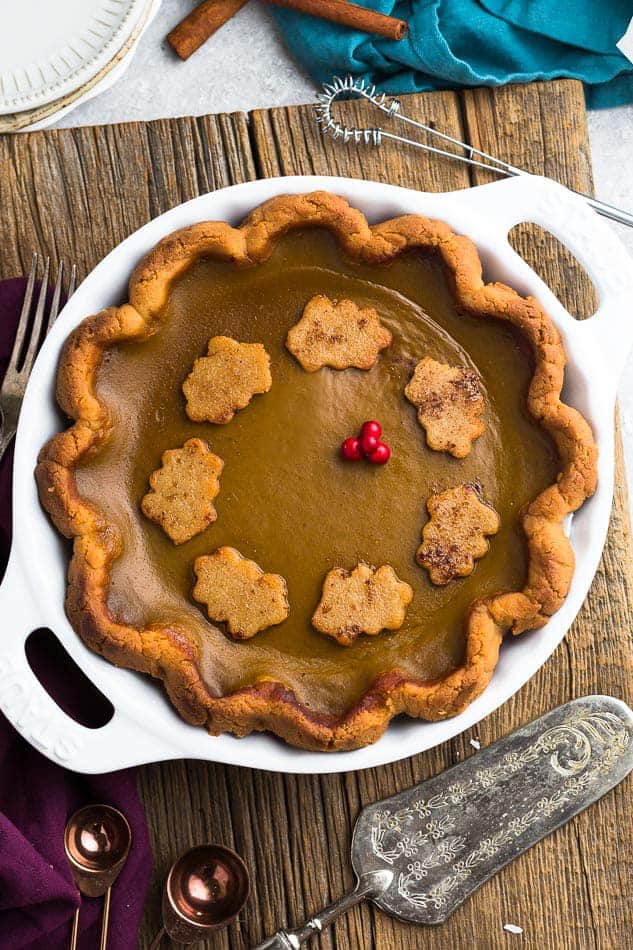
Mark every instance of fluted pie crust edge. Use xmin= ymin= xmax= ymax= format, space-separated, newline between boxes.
xmin=35 ymin=192 xmax=598 ymax=751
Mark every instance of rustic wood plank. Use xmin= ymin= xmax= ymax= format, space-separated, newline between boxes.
xmin=0 ymin=80 xmax=630 ymax=950
xmin=0 ymin=112 xmax=255 ymax=282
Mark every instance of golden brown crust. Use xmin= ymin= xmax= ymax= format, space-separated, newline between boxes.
xmin=192 ymin=546 xmax=289 ymax=640
xmin=35 ymin=191 xmax=598 ymax=751
xmin=182 ymin=335 xmax=272 ymax=424
xmin=141 ymin=438 xmax=223 ymax=545
xmin=417 ymin=484 xmax=501 ymax=585
xmin=285 ymin=294 xmax=392 ymax=372
xmin=404 ymin=357 xmax=485 ymax=458
xmin=312 ymin=563 xmax=413 ymax=646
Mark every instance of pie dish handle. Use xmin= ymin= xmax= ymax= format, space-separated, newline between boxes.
xmin=0 ymin=556 xmax=178 ymax=773
xmin=459 ymin=175 xmax=633 ymax=384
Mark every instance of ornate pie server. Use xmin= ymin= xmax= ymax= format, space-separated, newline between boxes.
xmin=255 ymin=696 xmax=632 ymax=948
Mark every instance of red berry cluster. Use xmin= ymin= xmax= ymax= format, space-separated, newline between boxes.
xmin=341 ymin=420 xmax=391 ymax=465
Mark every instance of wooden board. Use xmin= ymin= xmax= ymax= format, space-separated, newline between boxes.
xmin=1 ymin=80 xmax=631 ymax=949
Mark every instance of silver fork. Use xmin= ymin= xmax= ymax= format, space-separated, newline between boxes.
xmin=0 ymin=255 xmax=77 ymax=463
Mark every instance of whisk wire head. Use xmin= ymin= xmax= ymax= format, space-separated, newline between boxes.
xmin=314 ymin=74 xmax=516 ymax=172
xmin=314 ymin=75 xmax=401 ymax=147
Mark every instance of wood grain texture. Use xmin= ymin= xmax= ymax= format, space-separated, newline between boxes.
xmin=0 ymin=80 xmax=630 ymax=949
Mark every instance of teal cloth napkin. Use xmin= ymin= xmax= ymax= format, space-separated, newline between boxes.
xmin=270 ymin=0 xmax=633 ymax=108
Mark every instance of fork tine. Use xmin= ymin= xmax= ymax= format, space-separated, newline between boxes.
xmin=46 ymin=261 xmax=64 ymax=333
xmin=6 ymin=254 xmax=38 ymax=375
xmin=20 ymin=256 xmax=50 ymax=376
xmin=67 ymin=263 xmax=77 ymax=300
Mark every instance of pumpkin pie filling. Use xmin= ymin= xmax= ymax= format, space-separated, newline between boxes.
xmin=72 ymin=228 xmax=559 ymax=719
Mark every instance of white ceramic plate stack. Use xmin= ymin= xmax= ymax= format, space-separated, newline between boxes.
xmin=0 ymin=0 xmax=161 ymax=132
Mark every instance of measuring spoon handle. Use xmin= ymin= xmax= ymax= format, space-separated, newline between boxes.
xmin=147 ymin=925 xmax=166 ymax=950
xmin=69 ymin=907 xmax=80 ymax=950
xmin=99 ymin=886 xmax=112 ymax=950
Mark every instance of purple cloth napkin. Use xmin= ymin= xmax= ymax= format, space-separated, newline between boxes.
xmin=0 ymin=279 xmax=152 ymax=950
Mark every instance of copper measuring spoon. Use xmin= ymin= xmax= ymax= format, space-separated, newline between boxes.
xmin=148 ymin=844 xmax=250 ymax=948
xmin=64 ymin=804 xmax=132 ymax=950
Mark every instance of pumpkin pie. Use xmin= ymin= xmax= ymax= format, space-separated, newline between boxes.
xmin=35 ymin=191 xmax=598 ymax=751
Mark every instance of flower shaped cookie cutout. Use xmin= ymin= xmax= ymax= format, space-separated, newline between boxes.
xmin=405 ymin=357 xmax=485 ymax=458
xmin=417 ymin=484 xmax=500 ymax=585
xmin=312 ymin=563 xmax=413 ymax=646
xmin=193 ymin=546 xmax=289 ymax=640
xmin=286 ymin=294 xmax=392 ymax=372
xmin=141 ymin=438 xmax=223 ymax=545
xmin=183 ymin=336 xmax=272 ymax=424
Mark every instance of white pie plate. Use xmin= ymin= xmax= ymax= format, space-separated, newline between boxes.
xmin=1 ymin=174 xmax=632 ymax=775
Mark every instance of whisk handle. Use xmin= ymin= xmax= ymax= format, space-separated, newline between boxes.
xmin=584 ymin=193 xmax=633 ymax=229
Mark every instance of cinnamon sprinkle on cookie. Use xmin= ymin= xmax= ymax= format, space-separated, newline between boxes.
xmin=193 ymin=546 xmax=289 ymax=640
xmin=417 ymin=484 xmax=500 ymax=585
xmin=405 ymin=357 xmax=484 ymax=458
xmin=141 ymin=438 xmax=223 ymax=545
xmin=312 ymin=562 xmax=413 ymax=646
xmin=183 ymin=335 xmax=272 ymax=424
xmin=286 ymin=295 xmax=392 ymax=372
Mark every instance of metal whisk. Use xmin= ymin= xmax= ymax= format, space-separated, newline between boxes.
xmin=314 ymin=75 xmax=633 ymax=229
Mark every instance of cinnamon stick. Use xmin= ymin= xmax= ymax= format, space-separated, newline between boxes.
xmin=167 ymin=0 xmax=250 ymax=60
xmin=168 ymin=0 xmax=408 ymax=60
xmin=264 ymin=0 xmax=409 ymax=41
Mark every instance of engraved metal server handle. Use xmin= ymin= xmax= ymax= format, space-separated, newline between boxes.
xmin=253 ymin=696 xmax=633 ymax=948
xmin=254 ymin=871 xmax=392 ymax=949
